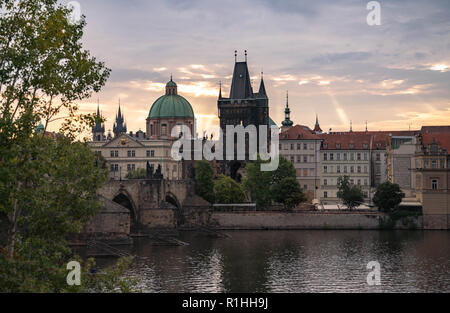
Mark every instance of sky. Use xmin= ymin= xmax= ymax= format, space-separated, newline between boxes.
xmin=59 ymin=0 xmax=450 ymax=136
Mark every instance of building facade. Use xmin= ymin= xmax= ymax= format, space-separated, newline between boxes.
xmin=414 ymin=126 xmax=450 ymax=229
xmin=279 ymin=125 xmax=322 ymax=201
xmin=89 ymin=78 xmax=195 ymax=180
xmin=318 ymin=132 xmax=372 ymax=204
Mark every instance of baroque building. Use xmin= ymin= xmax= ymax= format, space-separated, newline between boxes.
xmin=89 ymin=77 xmax=195 ymax=180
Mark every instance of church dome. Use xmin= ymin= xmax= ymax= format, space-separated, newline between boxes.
xmin=148 ymin=78 xmax=194 ymax=119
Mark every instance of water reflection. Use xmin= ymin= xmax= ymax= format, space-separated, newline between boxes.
xmin=122 ymin=230 xmax=450 ymax=293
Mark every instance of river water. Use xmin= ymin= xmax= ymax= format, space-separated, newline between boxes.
xmin=118 ymin=230 xmax=449 ymax=293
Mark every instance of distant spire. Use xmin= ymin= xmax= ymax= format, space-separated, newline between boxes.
xmin=96 ymin=98 xmax=100 ymax=116
xmin=350 ymin=120 xmax=353 ymax=132
xmin=313 ymin=114 xmax=322 ymax=133
xmin=234 ymin=50 xmax=237 ymax=62
xmin=219 ymin=81 xmax=222 ymax=99
xmin=365 ymin=120 xmax=368 ymax=132
xmin=281 ymin=90 xmax=293 ymax=127
xmin=245 ymin=50 xmax=247 ymax=62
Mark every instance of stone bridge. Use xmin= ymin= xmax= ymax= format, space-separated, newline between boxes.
xmin=96 ymin=178 xmax=210 ymax=231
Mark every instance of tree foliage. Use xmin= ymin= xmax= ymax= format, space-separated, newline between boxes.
xmin=214 ymin=174 xmax=246 ymax=204
xmin=336 ymin=176 xmax=365 ymax=210
xmin=373 ymin=181 xmax=405 ymax=212
xmin=0 ymin=0 xmax=121 ymax=292
xmin=194 ymin=160 xmax=215 ymax=203
xmin=244 ymin=155 xmax=305 ymax=209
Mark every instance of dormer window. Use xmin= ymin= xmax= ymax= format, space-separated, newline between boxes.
xmin=349 ymin=143 xmax=354 ymax=149
xmin=323 ymin=144 xmax=328 ymax=149
xmin=336 ymin=143 xmax=341 ymax=149
xmin=363 ymin=143 xmax=368 ymax=149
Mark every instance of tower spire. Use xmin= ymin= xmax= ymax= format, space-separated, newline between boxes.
xmin=350 ymin=120 xmax=353 ymax=132
xmin=245 ymin=50 xmax=247 ymax=62
xmin=234 ymin=50 xmax=237 ymax=62
xmin=365 ymin=120 xmax=368 ymax=132
xmin=313 ymin=114 xmax=322 ymax=133
xmin=281 ymin=90 xmax=293 ymax=128
xmin=219 ymin=81 xmax=222 ymax=99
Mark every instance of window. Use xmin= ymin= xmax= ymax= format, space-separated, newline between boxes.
xmin=127 ymin=150 xmax=135 ymax=157
xmin=146 ymin=150 xmax=150 ymax=157
xmin=114 ymin=164 xmax=118 ymax=172
xmin=363 ymin=143 xmax=368 ymax=149
xmin=324 ymin=153 xmax=328 ymax=161
xmin=349 ymin=143 xmax=354 ymax=149
xmin=350 ymin=166 xmax=354 ymax=173
xmin=364 ymin=152 xmax=368 ymax=160
xmin=127 ymin=164 xmax=131 ymax=171
xmin=279 ymin=143 xmax=282 ymax=150
xmin=336 ymin=143 xmax=341 ymax=149
xmin=364 ymin=166 xmax=368 ymax=173
xmin=161 ymin=124 xmax=167 ymax=136
xmin=350 ymin=179 xmax=354 ymax=185
xmin=324 ymin=179 xmax=328 ymax=186
xmin=173 ymin=165 xmax=177 ymax=172
xmin=364 ymin=179 xmax=368 ymax=186
xmin=344 ymin=166 xmax=347 ymax=173
xmin=343 ymin=153 xmax=347 ymax=161
xmin=290 ymin=144 xmax=294 ymax=150
xmin=350 ymin=153 xmax=354 ymax=161
xmin=110 ymin=164 xmax=114 ymax=172
xmin=323 ymin=144 xmax=328 ymax=149
xmin=110 ymin=150 xmax=114 ymax=157
xmin=357 ymin=153 xmax=361 ymax=161
xmin=151 ymin=150 xmax=155 ymax=157
xmin=290 ymin=156 xmax=295 ymax=163
xmin=297 ymin=155 xmax=301 ymax=163
xmin=431 ymin=179 xmax=438 ymax=190
xmin=303 ymin=155 xmax=308 ymax=163
xmin=303 ymin=143 xmax=307 ymax=150
xmin=337 ymin=153 xmax=341 ymax=161
xmin=357 ymin=166 xmax=361 ymax=173
xmin=304 ymin=185 xmax=308 ymax=190
xmin=303 ymin=169 xmax=308 ymax=177
xmin=297 ymin=143 xmax=301 ymax=150
xmin=357 ymin=179 xmax=361 ymax=185
xmin=337 ymin=165 xmax=341 ymax=173
xmin=330 ymin=153 xmax=334 ymax=161
xmin=324 ymin=191 xmax=328 ymax=198
xmin=431 ymin=160 xmax=437 ymax=169
xmin=376 ymin=153 xmax=380 ymax=161
xmin=323 ymin=166 xmax=328 ymax=173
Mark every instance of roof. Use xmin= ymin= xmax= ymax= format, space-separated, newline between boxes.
xmin=319 ymin=132 xmax=374 ymax=150
xmin=421 ymin=132 xmax=450 ymax=152
xmin=421 ymin=126 xmax=450 ymax=134
xmin=280 ymin=124 xmax=321 ymax=140
xmin=269 ymin=117 xmax=277 ymax=127
xmin=148 ymin=94 xmax=194 ymax=119
xmin=229 ymin=61 xmax=253 ymax=99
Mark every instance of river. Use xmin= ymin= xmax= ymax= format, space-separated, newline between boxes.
xmin=105 ymin=230 xmax=450 ymax=293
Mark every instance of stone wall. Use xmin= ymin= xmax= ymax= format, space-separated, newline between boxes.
xmin=210 ymin=211 xmax=383 ymax=230
xmin=140 ymin=208 xmax=176 ymax=229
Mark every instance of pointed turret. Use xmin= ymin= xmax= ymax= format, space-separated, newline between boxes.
xmin=113 ymin=100 xmax=127 ymax=137
xmin=258 ymin=72 xmax=267 ymax=98
xmin=313 ymin=114 xmax=322 ymax=134
xmin=92 ymin=100 xmax=105 ymax=141
xmin=349 ymin=120 xmax=353 ymax=132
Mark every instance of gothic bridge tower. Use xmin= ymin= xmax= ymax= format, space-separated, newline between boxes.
xmin=218 ymin=51 xmax=269 ymax=180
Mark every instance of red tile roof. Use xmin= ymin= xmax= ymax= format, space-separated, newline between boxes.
xmin=279 ymin=125 xmax=321 ymax=140
xmin=421 ymin=126 xmax=450 ymax=134
xmin=319 ymin=132 xmax=374 ymax=150
xmin=421 ymin=132 xmax=450 ymax=152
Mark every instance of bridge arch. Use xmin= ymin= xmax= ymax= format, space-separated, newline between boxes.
xmin=113 ymin=190 xmax=138 ymax=233
xmin=164 ymin=192 xmax=184 ymax=226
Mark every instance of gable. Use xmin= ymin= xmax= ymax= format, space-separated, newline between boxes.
xmin=101 ymin=134 xmax=145 ymax=148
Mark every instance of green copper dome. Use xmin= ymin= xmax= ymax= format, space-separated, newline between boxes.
xmin=148 ymin=78 xmax=195 ymax=119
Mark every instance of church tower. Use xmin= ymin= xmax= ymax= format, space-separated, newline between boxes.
xmin=113 ymin=101 xmax=127 ymax=137
xmin=92 ymin=102 xmax=105 ymax=141
xmin=281 ymin=91 xmax=293 ymax=132
xmin=218 ymin=51 xmax=269 ymax=180
xmin=313 ymin=114 xmax=322 ymax=134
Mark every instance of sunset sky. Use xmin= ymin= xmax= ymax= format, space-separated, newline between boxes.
xmin=62 ymin=0 xmax=450 ymax=137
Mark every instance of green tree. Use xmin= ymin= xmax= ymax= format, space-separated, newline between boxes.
xmin=194 ymin=160 xmax=215 ymax=203
xmin=271 ymin=155 xmax=297 ymax=184
xmin=214 ymin=174 xmax=246 ymax=204
xmin=373 ymin=181 xmax=405 ymax=212
xmin=336 ymin=176 xmax=365 ymax=210
xmin=243 ymin=156 xmax=272 ymax=207
xmin=272 ymin=177 xmax=306 ymax=210
xmin=126 ymin=168 xmax=147 ymax=179
xmin=0 ymin=0 xmax=130 ymax=292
